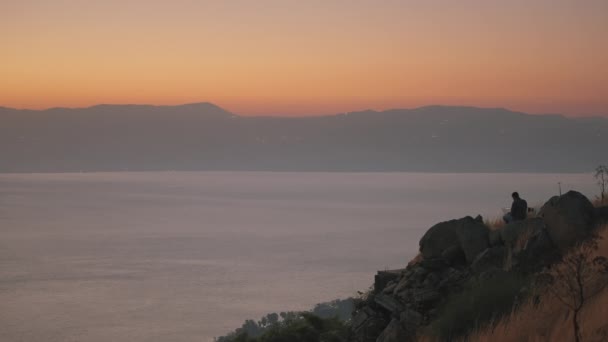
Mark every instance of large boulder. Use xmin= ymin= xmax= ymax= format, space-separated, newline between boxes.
xmin=538 ymin=191 xmax=595 ymax=251
xmin=419 ymin=216 xmax=490 ymax=264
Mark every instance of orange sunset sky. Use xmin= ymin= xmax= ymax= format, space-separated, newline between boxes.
xmin=1 ymin=0 xmax=607 ymax=116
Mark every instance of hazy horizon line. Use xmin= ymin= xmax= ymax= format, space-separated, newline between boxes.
xmin=2 ymin=101 xmax=606 ymax=119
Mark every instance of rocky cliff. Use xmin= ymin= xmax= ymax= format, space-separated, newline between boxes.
xmin=350 ymin=191 xmax=608 ymax=342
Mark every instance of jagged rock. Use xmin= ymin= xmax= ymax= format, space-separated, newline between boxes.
xmin=539 ymin=191 xmax=595 ymax=251
xmin=421 ymin=272 xmax=441 ymax=288
xmin=374 ymin=269 xmax=403 ymax=293
xmin=471 ymin=246 xmax=506 ymax=273
xmin=394 ymin=288 xmax=412 ymax=302
xmin=499 ymin=218 xmax=545 ymax=249
xmin=419 ymin=216 xmax=489 ymax=264
xmin=351 ymin=308 xmax=390 ymax=342
xmin=393 ymin=276 xmax=410 ymax=295
xmin=382 ymin=282 xmax=397 ymax=294
xmin=411 ymin=289 xmax=441 ymax=304
xmin=435 ymin=267 xmax=468 ymax=293
xmin=374 ymin=293 xmax=404 ymax=314
xmin=376 ymin=319 xmax=412 ymax=342
xmin=412 ymin=266 xmax=429 ymax=279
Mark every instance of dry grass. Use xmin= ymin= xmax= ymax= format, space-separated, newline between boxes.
xmin=593 ymin=197 xmax=607 ymax=208
xmin=468 ymin=291 xmax=608 ymax=342
xmin=513 ymin=227 xmax=536 ymax=254
xmin=484 ymin=216 xmax=505 ymax=230
xmin=467 ymin=224 xmax=608 ymax=342
xmin=484 ymin=209 xmax=538 ymax=231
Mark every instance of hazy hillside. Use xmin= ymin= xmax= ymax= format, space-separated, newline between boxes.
xmin=0 ymin=103 xmax=605 ymax=173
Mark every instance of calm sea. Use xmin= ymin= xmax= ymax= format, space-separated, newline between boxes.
xmin=0 ymin=172 xmax=597 ymax=341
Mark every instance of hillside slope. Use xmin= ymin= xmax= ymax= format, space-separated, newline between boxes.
xmin=469 ymin=224 xmax=608 ymax=342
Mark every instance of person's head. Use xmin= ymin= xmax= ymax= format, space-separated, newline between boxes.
xmin=512 ymin=192 xmax=520 ymax=200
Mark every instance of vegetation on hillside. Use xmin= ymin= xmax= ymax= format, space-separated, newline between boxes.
xmin=215 ymin=298 xmax=354 ymax=342
xmin=429 ymin=271 xmax=529 ymax=340
xmin=224 ymin=313 xmax=349 ymax=342
xmin=466 ymin=225 xmax=608 ymax=342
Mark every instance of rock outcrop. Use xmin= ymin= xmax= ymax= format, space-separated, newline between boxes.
xmin=539 ymin=191 xmax=596 ymax=251
xmin=349 ymin=191 xmax=603 ymax=342
xmin=419 ymin=216 xmax=489 ymax=264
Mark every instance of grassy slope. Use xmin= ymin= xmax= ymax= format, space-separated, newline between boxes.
xmin=468 ymin=224 xmax=608 ymax=342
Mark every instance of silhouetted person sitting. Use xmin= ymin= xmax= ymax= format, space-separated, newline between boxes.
xmin=503 ymin=192 xmax=528 ymax=224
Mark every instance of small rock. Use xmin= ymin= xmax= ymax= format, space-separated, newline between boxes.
xmin=374 ymin=293 xmax=404 ymax=314
xmin=411 ymin=289 xmax=441 ymax=304
xmin=438 ymin=267 xmax=466 ymax=288
xmin=383 ymin=281 xmax=397 ymax=294
xmin=393 ymin=276 xmax=410 ymax=295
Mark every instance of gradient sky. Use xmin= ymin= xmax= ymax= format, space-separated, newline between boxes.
xmin=1 ymin=0 xmax=607 ymax=116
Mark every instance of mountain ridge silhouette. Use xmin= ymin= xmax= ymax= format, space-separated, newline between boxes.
xmin=1 ymin=103 xmax=605 ymax=173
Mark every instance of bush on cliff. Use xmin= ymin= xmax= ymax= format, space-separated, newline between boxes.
xmin=215 ymin=298 xmax=354 ymax=342
xmin=469 ymin=225 xmax=608 ymax=342
xmin=224 ymin=313 xmax=349 ymax=342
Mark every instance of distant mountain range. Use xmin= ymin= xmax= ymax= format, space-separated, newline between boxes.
xmin=0 ymin=103 xmax=606 ymax=172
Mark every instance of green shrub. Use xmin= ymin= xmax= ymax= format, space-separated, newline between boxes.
xmin=215 ymin=298 xmax=354 ymax=342
xmin=228 ymin=313 xmax=349 ymax=342
xmin=431 ymin=271 xmax=529 ymax=340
